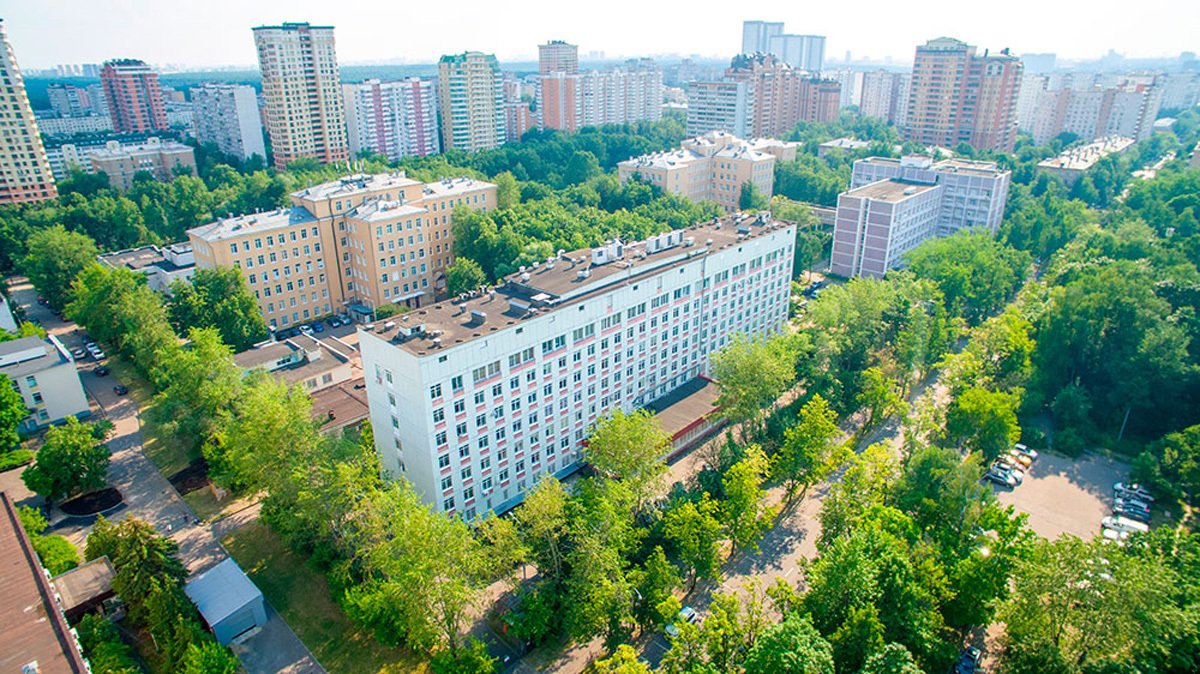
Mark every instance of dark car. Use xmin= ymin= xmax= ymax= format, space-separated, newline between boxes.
xmin=1113 ymin=505 xmax=1151 ymax=523
xmin=313 ymin=322 xmax=325 ymax=333
xmin=94 ymin=366 xmax=110 ymax=376
xmin=113 ymin=385 xmax=129 ymax=395
xmin=954 ymin=646 xmax=982 ymax=674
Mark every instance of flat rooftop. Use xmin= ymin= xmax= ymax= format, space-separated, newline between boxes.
xmin=646 ymin=376 xmax=722 ymax=439
xmin=0 ymin=336 xmax=70 ymax=378
xmin=0 ymin=493 xmax=90 ymax=673
xmin=234 ymin=335 xmax=350 ymax=386
xmin=420 ymin=176 xmax=495 ymax=198
xmin=188 ymin=206 xmax=317 ymax=243
xmin=846 ymin=178 xmax=940 ymax=202
xmin=91 ymin=140 xmax=192 ymax=158
xmin=98 ymin=245 xmax=191 ymax=273
xmin=292 ymin=172 xmax=421 ymax=202
xmin=858 ymin=155 xmax=1007 ymax=178
xmin=311 ymin=378 xmax=370 ymax=431
xmin=362 ymin=213 xmax=793 ymax=356
xmin=1038 ymin=137 xmax=1136 ymax=171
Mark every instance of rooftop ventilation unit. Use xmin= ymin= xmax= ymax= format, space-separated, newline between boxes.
xmin=469 ymin=310 xmax=487 ymax=325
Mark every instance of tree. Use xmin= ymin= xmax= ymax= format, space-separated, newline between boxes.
xmin=181 ymin=641 xmax=240 ymax=674
xmin=513 ymin=477 xmax=570 ymax=584
xmin=23 ymin=225 xmax=99 ymax=309
xmin=446 ymin=257 xmax=488 ymax=296
xmin=86 ymin=516 xmax=187 ymax=618
xmin=743 ymin=614 xmax=835 ymax=674
xmin=18 ymin=505 xmax=80 ymax=574
xmin=76 ymin=613 xmax=141 ymax=674
xmin=0 ymin=374 xmax=27 ymax=452
xmin=630 ymin=546 xmax=681 ymax=631
xmin=584 ymin=409 xmax=669 ymax=510
xmin=662 ymin=495 xmax=723 ymax=590
xmin=905 ymin=231 xmax=1030 ymax=325
xmin=590 ymin=645 xmax=652 ymax=674
xmin=999 ymin=535 xmax=1191 ymax=673
xmin=856 ymin=367 xmax=905 ymax=439
xmin=1134 ymin=424 xmax=1200 ymax=506
xmin=168 ymin=267 xmax=267 ymax=351
xmin=22 ymin=417 xmax=110 ymax=502
xmin=493 ymin=171 xmax=520 ymax=210
xmin=859 ymin=643 xmax=923 ymax=674
xmin=151 ymin=327 xmax=243 ymax=454
xmin=430 ymin=637 xmax=497 ymax=674
xmin=773 ymin=394 xmax=848 ymax=501
xmin=711 ymin=334 xmax=797 ymax=440
xmin=945 ymin=387 xmax=1022 ymax=461
xmin=817 ymin=442 xmax=899 ymax=547
xmin=739 ymin=181 xmax=769 ymax=211
xmin=721 ymin=446 xmax=773 ymax=552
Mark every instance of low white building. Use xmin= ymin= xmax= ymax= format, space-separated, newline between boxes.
xmin=0 ymin=336 xmax=89 ymax=432
xmin=97 ymin=243 xmax=196 ymax=293
xmin=359 ymin=213 xmax=796 ymax=519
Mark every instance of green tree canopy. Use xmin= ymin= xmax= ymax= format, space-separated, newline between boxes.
xmin=22 ymin=416 xmax=110 ymax=502
xmin=445 ymin=257 xmax=488 ymax=296
xmin=22 ymin=225 xmax=99 ymax=309
xmin=0 ymin=373 xmax=27 ymax=452
xmin=905 ymin=231 xmax=1031 ymax=325
xmin=168 ymin=266 xmax=267 ymax=350
xmin=743 ymin=614 xmax=834 ymax=674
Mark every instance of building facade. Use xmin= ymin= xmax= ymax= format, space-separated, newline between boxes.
xmin=188 ymin=173 xmax=497 ymax=329
xmin=905 ymin=38 xmax=1023 ymax=152
xmin=742 ymin=21 xmax=785 ymax=55
xmin=539 ymin=40 xmax=579 ymax=75
xmin=438 ymin=52 xmax=506 ymax=152
xmin=618 ymin=131 xmax=797 ymax=212
xmin=766 ymin=34 xmax=826 ymax=73
xmin=100 ymin=59 xmax=169 ymax=133
xmin=47 ymin=84 xmax=94 ymax=117
xmin=0 ymin=335 xmax=90 ymax=432
xmin=0 ymin=20 xmax=57 ymax=204
xmin=89 ymin=137 xmax=197 ymax=190
xmin=1036 ymin=136 xmax=1135 ymax=186
xmin=859 ymin=70 xmax=910 ymax=127
xmin=1018 ymin=75 xmax=1163 ymax=144
xmin=830 ymin=155 xmax=1012 ymax=278
xmin=344 ymin=78 xmax=440 ymax=160
xmin=191 ymin=83 xmax=267 ymax=161
xmin=359 ymin=214 xmax=796 ymax=518
xmin=539 ymin=65 xmax=663 ymax=131
xmin=687 ymin=55 xmax=840 ymax=138
xmin=253 ymin=23 xmax=349 ymax=169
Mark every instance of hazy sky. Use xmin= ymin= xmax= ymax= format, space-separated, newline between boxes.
xmin=4 ymin=0 xmax=1198 ymax=70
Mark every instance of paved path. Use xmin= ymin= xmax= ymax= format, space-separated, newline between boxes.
xmin=7 ymin=279 xmax=325 ymax=674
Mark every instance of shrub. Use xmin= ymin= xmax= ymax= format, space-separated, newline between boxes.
xmin=33 ymin=534 xmax=81 ymax=575
xmin=0 ymin=449 xmax=34 ymax=471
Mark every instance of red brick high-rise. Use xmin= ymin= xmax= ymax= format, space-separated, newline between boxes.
xmin=100 ymin=59 xmax=169 ymax=134
xmin=723 ymin=53 xmax=841 ymax=138
xmin=906 ymin=38 xmax=1022 ymax=152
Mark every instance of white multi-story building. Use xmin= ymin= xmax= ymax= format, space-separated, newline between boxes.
xmin=359 ymin=214 xmax=796 ymax=518
xmin=859 ymin=71 xmax=909 ymax=128
xmin=1018 ymin=74 xmax=1164 ymax=144
xmin=831 ymin=155 xmax=1011 ymax=278
xmin=35 ymin=115 xmax=114 ymax=138
xmin=343 ymin=78 xmax=440 ymax=160
xmin=191 ymin=84 xmax=266 ymax=161
xmin=0 ymin=336 xmax=90 ymax=432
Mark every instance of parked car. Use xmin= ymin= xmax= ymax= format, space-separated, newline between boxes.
xmin=1013 ymin=443 xmax=1038 ymax=461
xmin=1101 ymin=527 xmax=1128 ymax=544
xmin=299 ymin=324 xmax=314 ymax=336
xmin=312 ymin=322 xmax=325 ymax=333
xmin=327 ymin=317 xmax=342 ymax=328
xmin=1007 ymin=449 xmax=1033 ymax=469
xmin=1113 ymin=505 xmax=1151 ymax=524
xmin=113 ymin=385 xmax=129 ymax=396
xmin=954 ymin=646 xmax=982 ymax=674
xmin=71 ymin=348 xmax=86 ymax=359
xmin=984 ymin=467 xmax=1018 ymax=487
xmin=1114 ymin=482 xmax=1154 ymax=502
xmin=665 ymin=606 xmax=700 ymax=638
xmin=94 ymin=366 xmax=110 ymax=377
xmin=90 ymin=349 xmax=106 ymax=360
xmin=1101 ymin=515 xmax=1149 ymax=535
xmin=1113 ymin=498 xmax=1152 ymax=516
xmin=994 ymin=458 xmax=1025 ymax=482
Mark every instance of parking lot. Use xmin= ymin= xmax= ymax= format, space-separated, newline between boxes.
xmin=992 ymin=451 xmax=1131 ymax=539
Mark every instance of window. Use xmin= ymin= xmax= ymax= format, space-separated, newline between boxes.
xmin=429 ymin=384 xmax=442 ymax=399
xmin=441 ymin=476 xmax=452 ymax=490
xmin=438 ymin=454 xmax=451 ymax=468
xmin=435 ymin=431 xmax=447 ymax=446
xmin=433 ymin=408 xmax=445 ymax=423
xmin=451 ymin=375 xmax=464 ymax=391
xmin=461 ymin=467 xmax=472 ymax=480
xmin=453 ymin=400 xmax=465 ymax=414
xmin=443 ymin=497 xmax=454 ymax=511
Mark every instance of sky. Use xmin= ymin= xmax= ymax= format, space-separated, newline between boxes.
xmin=4 ymin=0 xmax=1198 ymax=70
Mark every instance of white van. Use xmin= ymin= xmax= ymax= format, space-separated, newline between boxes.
xmin=1101 ymin=515 xmax=1149 ymax=535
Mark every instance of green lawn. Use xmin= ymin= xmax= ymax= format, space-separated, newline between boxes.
xmin=223 ymin=520 xmax=426 ymax=674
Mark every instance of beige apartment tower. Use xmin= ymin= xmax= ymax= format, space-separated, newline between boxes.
xmin=438 ymin=52 xmax=506 ymax=152
xmin=0 ymin=20 xmax=57 ymax=204
xmin=188 ymin=173 xmax=497 ymax=329
xmin=253 ymin=23 xmax=349 ymax=169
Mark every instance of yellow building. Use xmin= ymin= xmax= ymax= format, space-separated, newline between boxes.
xmin=617 ymin=131 xmax=797 ymax=212
xmin=188 ymin=173 xmax=496 ymax=329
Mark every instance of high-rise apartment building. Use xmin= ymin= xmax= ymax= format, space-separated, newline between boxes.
xmin=46 ymin=84 xmax=94 ymax=118
xmin=99 ymin=59 xmax=169 ymax=134
xmin=191 ymin=84 xmax=267 ymax=161
xmin=437 ymin=52 xmax=506 ymax=152
xmin=358 ymin=213 xmax=796 ymax=518
xmin=253 ymin=23 xmax=349 ymax=169
xmin=905 ymin=38 xmax=1023 ymax=153
xmin=188 ymin=173 xmax=497 ymax=329
xmin=539 ymin=64 xmax=663 ymax=131
xmin=539 ymin=40 xmax=579 ymax=75
xmin=830 ymin=155 xmax=1011 ymax=278
xmin=688 ymin=54 xmax=840 ymax=138
xmin=344 ymin=78 xmax=440 ymax=160
xmin=618 ymin=131 xmax=797 ymax=212
xmin=859 ymin=71 xmax=910 ymax=128
xmin=0 ymin=20 xmax=57 ymax=204
xmin=742 ymin=21 xmax=785 ymax=55
xmin=1018 ymin=74 xmax=1163 ymax=144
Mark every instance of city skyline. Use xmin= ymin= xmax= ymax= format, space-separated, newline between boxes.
xmin=4 ymin=0 xmax=1198 ymax=72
